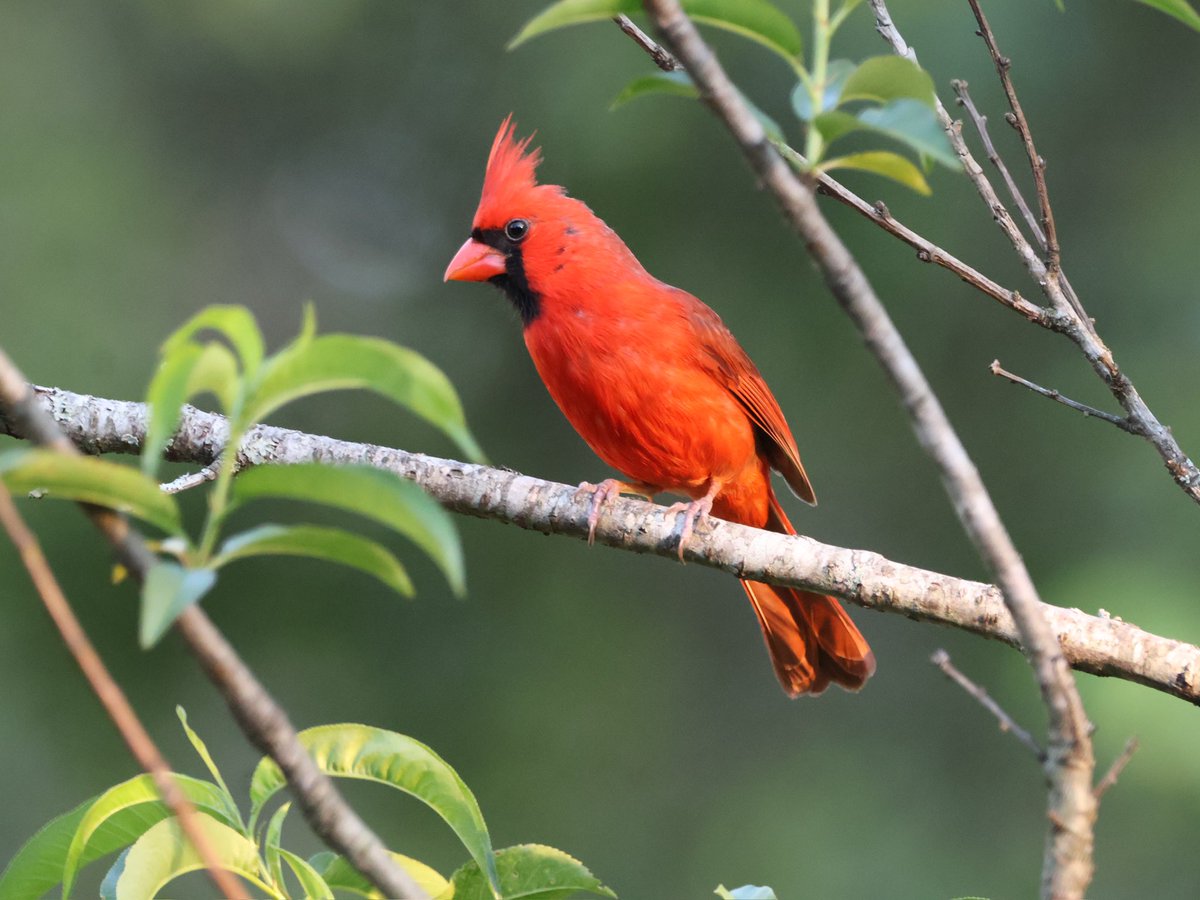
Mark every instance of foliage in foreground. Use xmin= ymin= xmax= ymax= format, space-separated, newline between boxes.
xmin=0 ymin=710 xmax=615 ymax=899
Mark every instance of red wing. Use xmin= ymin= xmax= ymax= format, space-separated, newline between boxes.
xmin=683 ymin=295 xmax=816 ymax=505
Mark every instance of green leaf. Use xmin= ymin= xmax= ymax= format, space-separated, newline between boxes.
xmin=510 ymin=0 xmax=803 ymax=62
xmin=714 ymin=886 xmax=778 ymax=900
xmin=0 ymin=799 xmax=162 ymax=900
xmin=262 ymin=802 xmax=290 ymax=896
xmin=819 ymin=150 xmax=933 ymax=195
xmin=249 ymin=724 xmax=499 ymax=895
xmin=244 ymin=333 xmax=485 ymax=463
xmin=278 ymin=848 xmax=335 ymax=900
xmin=61 ymin=773 xmax=234 ymax=900
xmin=143 ymin=343 xmax=202 ymax=478
xmin=1135 ymin=0 xmax=1200 ymax=31
xmin=443 ymin=844 xmax=615 ymax=900
xmin=314 ymin=852 xmax=448 ymax=898
xmin=811 ymin=109 xmax=863 ymax=145
xmin=108 ymin=815 xmax=274 ymax=899
xmin=0 ymin=449 xmax=183 ymax=536
xmin=176 ymin=707 xmax=242 ymax=828
xmin=791 ymin=59 xmax=855 ymax=120
xmin=228 ymin=463 xmax=463 ymax=594
xmin=856 ymin=99 xmax=957 ymax=168
xmin=161 ymin=305 xmax=265 ymax=381
xmin=139 ymin=562 xmax=217 ymax=648
xmin=839 ymin=55 xmax=938 ymax=108
xmin=213 ymin=524 xmax=414 ymax=598
xmin=611 ymin=71 xmax=698 ymax=109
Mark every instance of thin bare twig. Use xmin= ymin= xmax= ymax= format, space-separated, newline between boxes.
xmin=990 ymin=361 xmax=1138 ymax=434
xmin=613 ymin=13 xmax=678 ymax=70
xmin=641 ymin=2 xmax=1095 ymax=895
xmin=931 ymin=649 xmax=1043 ymax=760
xmin=966 ymin=0 xmax=1059 ymax=273
xmin=161 ymin=463 xmax=220 ymax=494
xmin=1093 ymin=737 xmax=1139 ymax=801
xmin=0 ymin=351 xmax=428 ymax=900
xmin=6 ymin=385 xmax=1199 ymax=706
xmin=0 ymin=481 xmax=247 ymax=900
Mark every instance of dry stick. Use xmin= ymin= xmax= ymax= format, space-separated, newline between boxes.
xmin=1093 ymin=737 xmax=1139 ymax=801
xmin=639 ymin=2 xmax=1096 ymax=896
xmin=613 ymin=14 xmax=678 ymax=70
xmin=5 ymin=386 xmax=1199 ymax=706
xmin=870 ymin=0 xmax=1200 ymax=507
xmin=990 ymin=361 xmax=1138 ymax=434
xmin=0 ymin=482 xmax=248 ymax=900
xmin=0 ymin=355 xmax=428 ymax=900
xmin=931 ymin=648 xmax=1043 ymax=760
xmin=966 ymin=0 xmax=1059 ymax=273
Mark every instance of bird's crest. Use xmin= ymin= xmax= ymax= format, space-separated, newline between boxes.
xmin=475 ymin=116 xmax=554 ymax=223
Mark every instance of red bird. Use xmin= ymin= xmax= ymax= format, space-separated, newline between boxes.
xmin=444 ymin=118 xmax=874 ymax=696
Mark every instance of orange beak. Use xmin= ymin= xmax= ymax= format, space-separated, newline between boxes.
xmin=444 ymin=238 xmax=507 ymax=282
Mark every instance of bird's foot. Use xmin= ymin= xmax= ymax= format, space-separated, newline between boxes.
xmin=664 ymin=492 xmax=717 ymax=562
xmin=576 ymin=479 xmax=656 ymax=544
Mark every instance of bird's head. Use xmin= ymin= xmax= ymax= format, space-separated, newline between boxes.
xmin=444 ymin=116 xmax=639 ymax=325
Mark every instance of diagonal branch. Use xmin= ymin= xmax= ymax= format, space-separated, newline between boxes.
xmin=639 ymin=1 xmax=1094 ymax=894
xmin=0 ymin=362 xmax=429 ymax=900
xmin=990 ymin=361 xmax=1138 ymax=434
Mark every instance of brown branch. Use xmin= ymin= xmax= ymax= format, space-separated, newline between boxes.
xmin=990 ymin=361 xmax=1137 ymax=434
xmin=5 ymin=385 xmax=1199 ymax=707
xmin=0 ymin=481 xmax=248 ymax=900
xmin=613 ymin=13 xmax=678 ymax=70
xmin=1093 ymin=737 xmax=1139 ymax=801
xmin=931 ymin=649 xmax=1043 ymax=760
xmin=639 ymin=2 xmax=1095 ymax=894
xmin=966 ymin=0 xmax=1060 ymax=273
xmin=870 ymin=0 xmax=1200 ymax=509
xmin=0 ymin=359 xmax=428 ymax=900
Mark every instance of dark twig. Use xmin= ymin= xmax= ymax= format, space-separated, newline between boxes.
xmin=952 ymin=79 xmax=1045 ymax=248
xmin=966 ymin=0 xmax=1059 ymax=273
xmin=931 ymin=649 xmax=1044 ymax=760
xmin=0 ymin=351 xmax=428 ymax=900
xmin=1093 ymin=737 xmax=1139 ymax=801
xmin=642 ymin=2 xmax=1095 ymax=895
xmin=614 ymin=14 xmax=678 ymax=71
xmin=990 ymin=361 xmax=1138 ymax=434
xmin=0 ymin=481 xmax=248 ymax=900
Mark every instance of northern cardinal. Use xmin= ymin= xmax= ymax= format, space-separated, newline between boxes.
xmin=444 ymin=117 xmax=874 ymax=696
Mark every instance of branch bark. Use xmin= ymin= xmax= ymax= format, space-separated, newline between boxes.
xmin=5 ymin=385 xmax=1196 ymax=709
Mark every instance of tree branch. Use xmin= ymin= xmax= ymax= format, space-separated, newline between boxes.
xmin=5 ymin=387 xmax=1196 ymax=707
xmin=990 ymin=361 xmax=1137 ymax=434
xmin=639 ymin=2 xmax=1095 ymax=893
xmin=0 ymin=366 xmax=428 ymax=900
xmin=931 ymin=649 xmax=1043 ymax=760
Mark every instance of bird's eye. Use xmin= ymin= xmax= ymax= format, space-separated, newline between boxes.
xmin=504 ymin=218 xmax=530 ymax=242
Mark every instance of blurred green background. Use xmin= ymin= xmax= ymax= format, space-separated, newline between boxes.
xmin=2 ymin=1 xmax=1199 ymax=897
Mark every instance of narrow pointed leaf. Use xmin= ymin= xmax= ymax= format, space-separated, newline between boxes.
xmin=278 ymin=848 xmax=335 ymax=899
xmin=249 ymin=724 xmax=498 ymax=894
xmin=111 ymin=815 xmax=272 ymax=899
xmin=611 ymin=71 xmax=697 ymax=109
xmin=244 ymin=334 xmax=484 ymax=463
xmin=839 ymin=55 xmax=937 ymax=108
xmin=0 ymin=449 xmax=183 ymax=536
xmin=143 ymin=343 xmax=203 ymax=477
xmin=213 ymin=524 xmax=414 ymax=596
xmin=443 ymin=844 xmax=615 ymax=900
xmin=263 ymin=802 xmax=290 ymax=895
xmin=510 ymin=0 xmax=802 ymax=62
xmin=1136 ymin=0 xmax=1200 ymax=31
xmin=316 ymin=852 xmax=448 ymax=898
xmin=61 ymin=774 xmax=233 ymax=900
xmin=819 ymin=151 xmax=932 ymax=195
xmin=98 ymin=849 xmax=129 ymax=900
xmin=229 ymin=463 xmax=463 ymax=594
xmin=139 ymin=563 xmax=217 ymax=648
xmin=175 ymin=707 xmax=242 ymax=827
xmin=714 ymin=886 xmax=778 ymax=900
xmin=161 ymin=305 xmax=265 ymax=380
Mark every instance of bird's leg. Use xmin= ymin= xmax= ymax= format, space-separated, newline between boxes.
xmin=576 ymin=479 xmax=658 ymax=544
xmin=664 ymin=479 xmax=723 ymax=562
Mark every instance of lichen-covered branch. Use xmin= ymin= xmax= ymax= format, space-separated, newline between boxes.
xmin=5 ymin=384 xmax=1196 ymax=708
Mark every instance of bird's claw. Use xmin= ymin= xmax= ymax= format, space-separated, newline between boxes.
xmin=664 ymin=495 xmax=715 ymax=562
xmin=577 ymin=479 xmax=626 ymax=545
